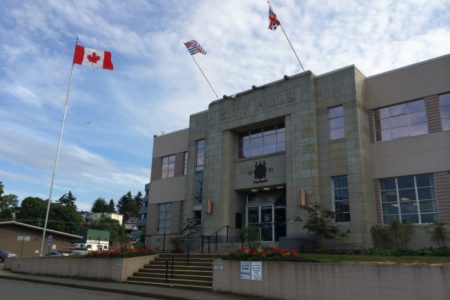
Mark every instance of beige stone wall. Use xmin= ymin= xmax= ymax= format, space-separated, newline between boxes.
xmin=213 ymin=260 xmax=450 ymax=300
xmin=4 ymin=255 xmax=157 ymax=282
xmin=366 ymin=54 xmax=450 ymax=109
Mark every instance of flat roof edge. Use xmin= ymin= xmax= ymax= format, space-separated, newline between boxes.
xmin=367 ymin=53 xmax=450 ymax=79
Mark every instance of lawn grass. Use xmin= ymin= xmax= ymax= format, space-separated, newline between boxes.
xmin=300 ymin=253 xmax=450 ymax=264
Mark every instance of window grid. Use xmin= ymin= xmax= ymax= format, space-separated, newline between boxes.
xmin=195 ymin=139 xmax=205 ymax=169
xmin=439 ymin=93 xmax=450 ymax=131
xmin=332 ymin=175 xmax=350 ymax=223
xmin=238 ymin=124 xmax=285 ymax=159
xmin=158 ymin=203 xmax=171 ymax=233
xmin=376 ymin=99 xmax=428 ymax=141
xmin=380 ymin=174 xmax=437 ymax=224
xmin=161 ymin=155 xmax=175 ymax=179
xmin=328 ymin=106 xmax=345 ymax=140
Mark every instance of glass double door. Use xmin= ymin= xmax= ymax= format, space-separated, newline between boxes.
xmin=247 ymin=205 xmax=274 ymax=242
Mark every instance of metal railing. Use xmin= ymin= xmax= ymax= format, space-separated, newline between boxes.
xmin=165 ymin=255 xmax=174 ymax=283
xmin=201 ymin=225 xmax=229 ymax=253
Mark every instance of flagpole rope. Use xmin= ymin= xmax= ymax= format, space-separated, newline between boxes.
xmin=190 ymin=54 xmax=219 ymax=99
xmin=279 ymin=23 xmax=305 ymax=72
xmin=39 ymin=41 xmax=77 ymax=256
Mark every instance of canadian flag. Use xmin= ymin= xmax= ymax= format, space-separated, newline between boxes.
xmin=73 ymin=45 xmax=114 ymax=70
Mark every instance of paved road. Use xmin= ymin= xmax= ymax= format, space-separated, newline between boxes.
xmin=0 ymin=278 xmax=161 ymax=300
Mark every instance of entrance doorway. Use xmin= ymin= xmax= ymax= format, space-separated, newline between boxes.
xmin=246 ymin=189 xmax=286 ymax=243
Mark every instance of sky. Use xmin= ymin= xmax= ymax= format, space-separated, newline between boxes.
xmin=1 ymin=0 xmax=450 ymax=212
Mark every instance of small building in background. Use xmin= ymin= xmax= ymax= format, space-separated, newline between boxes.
xmin=73 ymin=229 xmax=110 ymax=252
xmin=79 ymin=212 xmax=124 ymax=225
xmin=0 ymin=221 xmax=82 ymax=257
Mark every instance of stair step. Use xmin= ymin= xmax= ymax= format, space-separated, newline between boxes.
xmin=128 ymin=276 xmax=211 ymax=285
xmin=139 ymin=269 xmax=212 ymax=276
xmin=133 ymin=273 xmax=212 ymax=280
xmin=126 ymin=280 xmax=212 ymax=290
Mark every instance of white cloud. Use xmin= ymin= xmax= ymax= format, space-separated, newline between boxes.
xmin=1 ymin=0 xmax=449 ymax=210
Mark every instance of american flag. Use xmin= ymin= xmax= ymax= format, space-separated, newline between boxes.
xmin=268 ymin=5 xmax=281 ymax=30
xmin=184 ymin=40 xmax=207 ymax=55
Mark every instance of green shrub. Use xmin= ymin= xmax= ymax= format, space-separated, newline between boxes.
xmin=370 ymin=220 xmax=415 ymax=250
xmin=424 ymin=222 xmax=448 ymax=248
xmin=303 ymin=203 xmax=348 ymax=245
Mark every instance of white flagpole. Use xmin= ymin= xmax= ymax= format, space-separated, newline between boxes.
xmin=279 ymin=24 xmax=305 ymax=72
xmin=189 ymin=53 xmax=219 ymax=99
xmin=269 ymin=1 xmax=305 ymax=72
xmin=39 ymin=39 xmax=78 ymax=256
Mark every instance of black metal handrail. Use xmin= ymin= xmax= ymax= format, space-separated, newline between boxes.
xmin=165 ymin=255 xmax=174 ymax=283
xmin=201 ymin=225 xmax=229 ymax=253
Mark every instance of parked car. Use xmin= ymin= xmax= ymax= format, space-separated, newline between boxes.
xmin=0 ymin=250 xmax=17 ymax=263
xmin=45 ymin=251 xmax=69 ymax=257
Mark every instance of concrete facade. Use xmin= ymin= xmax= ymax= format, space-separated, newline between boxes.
xmin=145 ymin=54 xmax=450 ymax=249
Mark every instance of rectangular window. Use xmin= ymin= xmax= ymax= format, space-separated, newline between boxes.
xmin=158 ymin=203 xmax=171 ymax=233
xmin=375 ymin=99 xmax=428 ymax=141
xmin=183 ymin=152 xmax=188 ymax=175
xmin=238 ymin=123 xmax=285 ymax=159
xmin=332 ymin=175 xmax=350 ymax=222
xmin=161 ymin=155 xmax=175 ymax=178
xmin=379 ymin=174 xmax=438 ymax=224
xmin=193 ymin=170 xmax=203 ymax=210
xmin=195 ymin=139 xmax=205 ymax=169
xmin=439 ymin=92 xmax=450 ymax=131
xmin=329 ymin=106 xmax=345 ymax=140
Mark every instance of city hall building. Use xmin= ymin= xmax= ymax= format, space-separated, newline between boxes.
xmin=145 ymin=54 xmax=450 ymax=250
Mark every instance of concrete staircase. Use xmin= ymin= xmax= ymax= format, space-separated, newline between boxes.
xmin=126 ymin=253 xmax=222 ymax=290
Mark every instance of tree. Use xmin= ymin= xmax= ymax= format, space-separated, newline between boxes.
xmin=0 ymin=194 xmax=19 ymax=219
xmin=108 ymin=199 xmax=116 ymax=213
xmin=16 ymin=197 xmax=47 ymax=226
xmin=48 ymin=203 xmax=83 ymax=234
xmin=117 ymin=191 xmax=142 ymax=221
xmin=0 ymin=182 xmax=19 ymax=219
xmin=91 ymin=198 xmax=110 ymax=213
xmin=303 ymin=203 xmax=348 ymax=247
xmin=58 ymin=191 xmax=77 ymax=211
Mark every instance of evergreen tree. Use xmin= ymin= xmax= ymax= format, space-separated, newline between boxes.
xmin=117 ymin=191 xmax=134 ymax=221
xmin=133 ymin=191 xmax=144 ymax=213
xmin=58 ymin=191 xmax=77 ymax=211
xmin=108 ymin=199 xmax=116 ymax=213
xmin=91 ymin=198 xmax=110 ymax=213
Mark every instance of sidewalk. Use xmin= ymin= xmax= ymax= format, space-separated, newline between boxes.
xmin=0 ymin=264 xmax=256 ymax=300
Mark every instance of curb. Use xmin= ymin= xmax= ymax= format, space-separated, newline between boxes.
xmin=0 ymin=274 xmax=189 ymax=300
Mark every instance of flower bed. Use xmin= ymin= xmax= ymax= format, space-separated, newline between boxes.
xmin=85 ymin=247 xmax=153 ymax=258
xmin=225 ymin=246 xmax=316 ymax=262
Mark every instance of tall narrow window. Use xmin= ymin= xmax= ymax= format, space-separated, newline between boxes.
xmin=161 ymin=155 xmax=175 ymax=178
xmin=328 ymin=106 xmax=345 ymax=140
xmin=195 ymin=139 xmax=205 ymax=169
xmin=158 ymin=203 xmax=171 ymax=233
xmin=439 ymin=92 xmax=450 ymax=131
xmin=183 ymin=152 xmax=188 ymax=175
xmin=380 ymin=174 xmax=437 ymax=224
xmin=375 ymin=99 xmax=428 ymax=141
xmin=332 ymin=175 xmax=350 ymax=222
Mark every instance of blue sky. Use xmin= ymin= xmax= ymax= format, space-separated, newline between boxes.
xmin=1 ymin=0 xmax=450 ymax=211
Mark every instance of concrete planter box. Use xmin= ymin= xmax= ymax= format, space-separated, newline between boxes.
xmin=4 ymin=254 xmax=157 ymax=282
xmin=213 ymin=260 xmax=450 ymax=300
